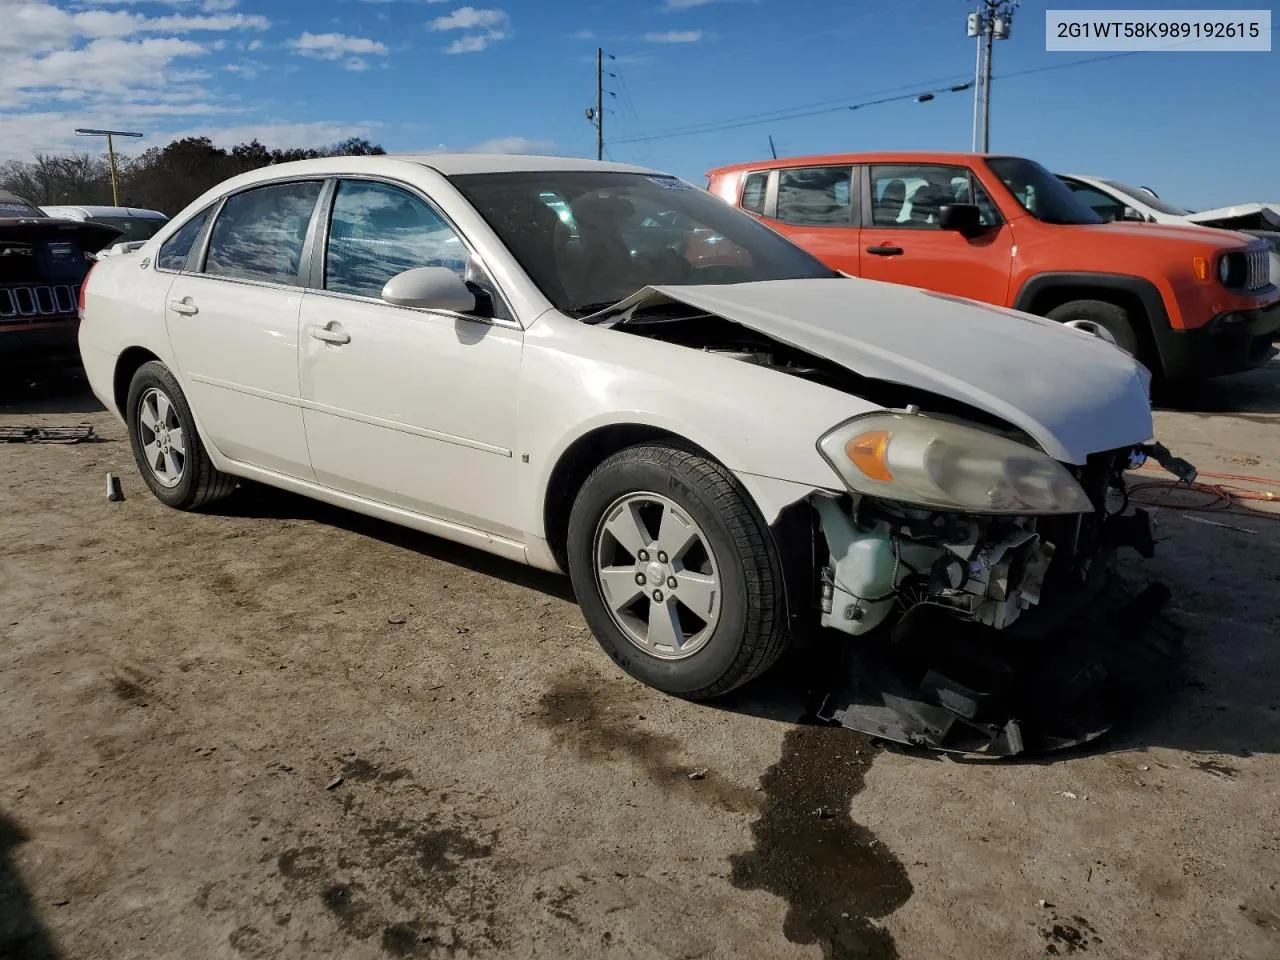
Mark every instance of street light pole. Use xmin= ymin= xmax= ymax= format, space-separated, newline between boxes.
xmin=74 ymin=128 xmax=143 ymax=206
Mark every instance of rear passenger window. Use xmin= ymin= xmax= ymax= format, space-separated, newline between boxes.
xmin=325 ymin=180 xmax=468 ymax=299
xmin=740 ymin=172 xmax=769 ymax=215
xmin=776 ymin=166 xmax=853 ymax=226
xmin=204 ymin=181 xmax=323 ymax=284
xmin=156 ymin=210 xmax=209 ymax=272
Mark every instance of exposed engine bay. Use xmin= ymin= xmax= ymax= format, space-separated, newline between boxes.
xmin=612 ymin=298 xmax=1194 ymax=756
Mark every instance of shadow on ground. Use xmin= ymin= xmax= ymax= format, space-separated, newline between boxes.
xmin=1155 ymin=357 xmax=1280 ymax=417
xmin=0 ymin=813 xmax=61 ymax=960
xmin=0 ymin=372 xmax=105 ymax=416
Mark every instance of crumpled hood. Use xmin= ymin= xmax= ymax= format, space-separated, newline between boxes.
xmin=1184 ymin=202 xmax=1280 ymax=230
xmin=604 ymin=278 xmax=1154 ymax=464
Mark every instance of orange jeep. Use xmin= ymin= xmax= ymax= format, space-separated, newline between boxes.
xmin=706 ymin=152 xmax=1280 ymax=385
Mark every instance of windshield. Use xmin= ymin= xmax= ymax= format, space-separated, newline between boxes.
xmin=91 ymin=216 xmax=168 ymax=242
xmin=448 ymin=170 xmax=838 ymax=316
xmin=1100 ymin=180 xmax=1193 ymax=217
xmin=986 ymin=157 xmax=1104 ymax=225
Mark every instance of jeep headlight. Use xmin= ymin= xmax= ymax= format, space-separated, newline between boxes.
xmin=817 ymin=413 xmax=1094 ymax=515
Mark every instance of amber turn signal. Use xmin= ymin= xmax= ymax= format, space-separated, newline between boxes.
xmin=845 ymin=430 xmax=894 ymax=481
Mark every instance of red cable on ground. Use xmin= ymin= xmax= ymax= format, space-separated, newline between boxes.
xmin=1128 ymin=462 xmax=1280 ymax=521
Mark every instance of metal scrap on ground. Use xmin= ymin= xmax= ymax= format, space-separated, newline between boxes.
xmin=1 ymin=424 xmax=96 ymax=444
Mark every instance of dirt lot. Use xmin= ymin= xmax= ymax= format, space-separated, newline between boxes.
xmin=2 ymin=361 xmax=1279 ymax=960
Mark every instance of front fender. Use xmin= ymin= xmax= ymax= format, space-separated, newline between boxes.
xmin=515 ymin=319 xmax=875 ymax=544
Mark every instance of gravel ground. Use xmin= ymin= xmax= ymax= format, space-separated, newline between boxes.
xmin=2 ymin=360 xmax=1278 ymax=960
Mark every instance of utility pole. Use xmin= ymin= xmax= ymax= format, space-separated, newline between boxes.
xmin=75 ymin=127 xmax=143 ymax=206
xmin=594 ymin=47 xmax=604 ymax=160
xmin=966 ymin=1 xmax=1017 ymax=152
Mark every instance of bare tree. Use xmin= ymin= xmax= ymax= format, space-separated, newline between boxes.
xmin=0 ymin=134 xmax=387 ymax=214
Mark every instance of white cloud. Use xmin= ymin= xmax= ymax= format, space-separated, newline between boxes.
xmin=644 ymin=30 xmax=702 ymax=43
xmin=429 ymin=6 xmax=505 ymax=31
xmin=466 ymin=135 xmax=554 ymax=154
xmin=0 ymin=36 xmax=209 ymax=108
xmin=428 ymin=6 xmax=509 ymax=52
xmin=75 ymin=0 xmax=242 ymax=6
xmin=344 ymin=57 xmax=369 ymax=71
xmin=2 ymin=4 xmax=268 ymax=56
xmin=570 ymin=29 xmax=595 ymax=40
xmin=289 ymin=32 xmax=390 ymax=60
xmin=445 ymin=30 xmax=505 ymax=53
xmin=664 ymin=0 xmax=714 ymax=7
xmin=415 ymin=135 xmax=554 ymax=155
xmin=245 ymin=38 xmax=262 ymax=50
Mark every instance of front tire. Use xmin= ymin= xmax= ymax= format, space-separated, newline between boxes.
xmin=126 ymin=361 xmax=235 ymax=510
xmin=566 ymin=444 xmax=788 ymax=700
xmin=1046 ymin=299 xmax=1140 ymax=357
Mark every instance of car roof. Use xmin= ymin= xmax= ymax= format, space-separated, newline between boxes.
xmin=706 ymin=151 xmax=1004 ymax=177
xmin=217 ymin=154 xmax=659 ymax=186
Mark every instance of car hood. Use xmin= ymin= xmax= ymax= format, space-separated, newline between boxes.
xmin=1087 ymin=220 xmax=1262 ymax=249
xmin=601 ymin=278 xmax=1154 ymax=464
xmin=1183 ymin=202 xmax=1280 ymax=231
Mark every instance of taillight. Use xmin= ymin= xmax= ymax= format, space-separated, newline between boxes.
xmin=78 ymin=262 xmax=95 ymax=319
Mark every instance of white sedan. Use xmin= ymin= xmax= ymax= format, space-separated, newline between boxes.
xmin=79 ymin=154 xmax=1171 ymax=727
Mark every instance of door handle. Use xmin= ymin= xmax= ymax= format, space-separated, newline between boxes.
xmin=865 ymin=245 xmax=904 ymax=256
xmin=309 ymin=324 xmax=351 ymax=345
xmin=168 ymin=297 xmax=198 ymax=316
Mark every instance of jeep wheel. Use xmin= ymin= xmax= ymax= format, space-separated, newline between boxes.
xmin=1046 ymin=299 xmax=1140 ymax=358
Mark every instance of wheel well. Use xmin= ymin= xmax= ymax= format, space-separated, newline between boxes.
xmin=542 ymin=424 xmax=712 ymax=571
xmin=1024 ymin=285 xmax=1158 ymax=365
xmin=113 ymin=347 xmax=162 ymax=417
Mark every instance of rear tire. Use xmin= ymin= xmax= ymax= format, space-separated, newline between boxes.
xmin=566 ymin=444 xmax=789 ymax=700
xmin=1046 ymin=299 xmax=1140 ymax=358
xmin=126 ymin=361 xmax=235 ymax=510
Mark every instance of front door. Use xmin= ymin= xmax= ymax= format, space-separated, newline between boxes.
xmin=856 ymin=163 xmax=1013 ymax=304
xmin=163 ymin=179 xmax=325 ymax=479
xmin=298 ymin=178 xmax=524 ymax=538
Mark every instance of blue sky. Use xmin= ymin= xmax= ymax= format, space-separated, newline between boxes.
xmin=2 ymin=0 xmax=1274 ymax=209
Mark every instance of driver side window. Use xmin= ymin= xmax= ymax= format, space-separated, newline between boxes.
xmin=325 ymin=180 xmax=468 ymax=299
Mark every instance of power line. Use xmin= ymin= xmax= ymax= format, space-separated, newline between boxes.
xmin=611 ymin=37 xmax=1251 ymax=147
xmin=611 ymin=80 xmax=972 ymax=144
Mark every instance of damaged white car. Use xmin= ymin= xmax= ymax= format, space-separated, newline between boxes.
xmin=79 ymin=156 xmax=1192 ymax=754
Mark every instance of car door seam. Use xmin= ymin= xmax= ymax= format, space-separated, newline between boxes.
xmin=189 ymin=373 xmax=512 ymax=456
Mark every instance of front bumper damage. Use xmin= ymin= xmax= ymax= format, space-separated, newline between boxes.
xmin=805 ymin=444 xmax=1191 ymax=757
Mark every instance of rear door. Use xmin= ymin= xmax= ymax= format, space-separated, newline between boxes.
xmin=856 ymin=162 xmax=1013 ymax=304
xmin=741 ymin=165 xmax=860 ymax=275
xmin=163 ymin=178 xmax=324 ymax=480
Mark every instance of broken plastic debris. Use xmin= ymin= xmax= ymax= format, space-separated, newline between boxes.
xmin=1059 ymin=791 xmax=1078 ymax=800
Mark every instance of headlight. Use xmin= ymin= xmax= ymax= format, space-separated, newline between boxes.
xmin=1217 ymin=251 xmax=1247 ymax=287
xmin=817 ymin=413 xmax=1095 ymax=515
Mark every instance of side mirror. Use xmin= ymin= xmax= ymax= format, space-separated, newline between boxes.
xmin=937 ymin=203 xmax=984 ymax=238
xmin=1121 ymin=206 xmax=1146 ymax=222
xmin=381 ymin=266 xmax=476 ymax=313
